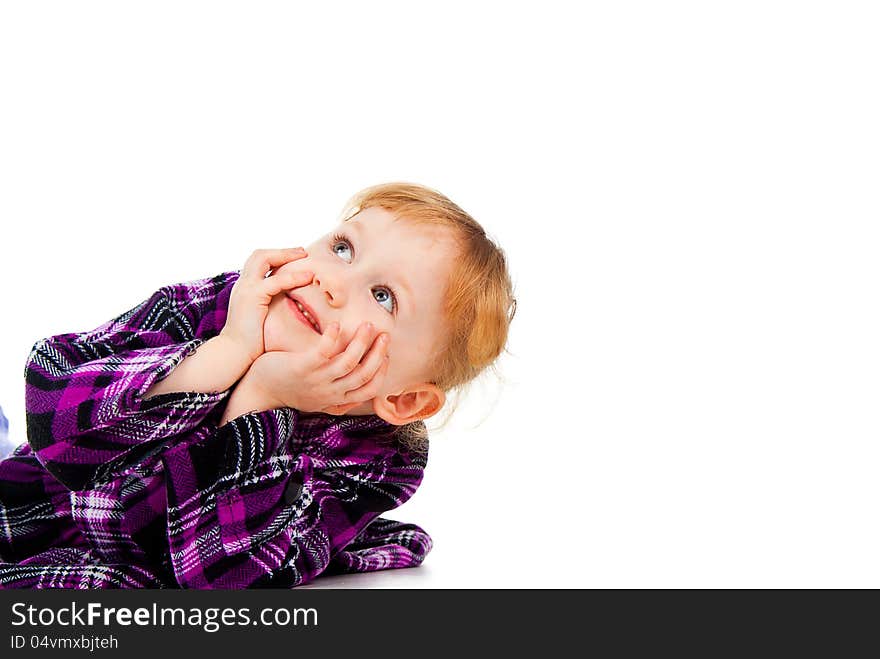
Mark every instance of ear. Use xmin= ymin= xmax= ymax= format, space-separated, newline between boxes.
xmin=372 ymin=383 xmax=445 ymax=426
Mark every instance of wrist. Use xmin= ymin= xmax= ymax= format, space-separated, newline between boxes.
xmin=200 ymin=334 xmax=255 ymax=395
xmin=219 ymin=364 xmax=282 ymax=426
xmin=218 ymin=329 xmax=262 ymax=365
xmin=212 ymin=334 xmax=257 ymax=371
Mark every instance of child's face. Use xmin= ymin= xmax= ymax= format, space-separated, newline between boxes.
xmin=262 ymin=207 xmax=457 ymax=411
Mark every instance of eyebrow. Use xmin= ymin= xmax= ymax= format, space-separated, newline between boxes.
xmin=346 ymin=220 xmax=415 ymax=314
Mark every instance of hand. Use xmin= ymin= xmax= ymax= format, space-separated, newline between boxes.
xmin=219 ymin=248 xmax=314 ymax=363
xmin=243 ymin=320 xmax=391 ymax=415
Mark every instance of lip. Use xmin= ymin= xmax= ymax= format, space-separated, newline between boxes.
xmin=286 ymin=293 xmax=322 ymax=334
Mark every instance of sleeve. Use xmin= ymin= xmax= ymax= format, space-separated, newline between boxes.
xmin=323 ymin=517 xmax=434 ymax=576
xmin=162 ymin=408 xmax=429 ymax=588
xmin=24 ymin=271 xmax=240 ymax=491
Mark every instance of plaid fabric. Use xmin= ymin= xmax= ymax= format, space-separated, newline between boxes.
xmin=0 ymin=272 xmax=431 ymax=588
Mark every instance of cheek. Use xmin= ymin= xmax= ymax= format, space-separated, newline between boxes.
xmin=384 ymin=344 xmax=416 ymax=389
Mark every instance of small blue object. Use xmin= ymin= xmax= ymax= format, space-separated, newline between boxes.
xmin=0 ymin=404 xmax=12 ymax=459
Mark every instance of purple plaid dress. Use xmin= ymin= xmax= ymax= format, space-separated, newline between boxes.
xmin=0 ymin=272 xmax=431 ymax=588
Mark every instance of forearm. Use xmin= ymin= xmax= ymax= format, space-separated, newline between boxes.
xmin=144 ymin=335 xmax=253 ymax=400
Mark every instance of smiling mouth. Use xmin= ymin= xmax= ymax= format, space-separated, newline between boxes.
xmin=289 ymin=297 xmax=321 ymax=334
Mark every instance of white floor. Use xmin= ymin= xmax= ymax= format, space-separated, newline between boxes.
xmin=301 ymin=565 xmax=437 ymax=589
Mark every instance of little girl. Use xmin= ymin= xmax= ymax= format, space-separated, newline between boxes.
xmin=0 ymin=182 xmax=516 ymax=588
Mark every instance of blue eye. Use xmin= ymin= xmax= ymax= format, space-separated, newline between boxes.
xmin=330 ymin=232 xmax=398 ymax=315
xmin=331 ymin=235 xmax=353 ymax=262
xmin=373 ymin=288 xmax=394 ymax=313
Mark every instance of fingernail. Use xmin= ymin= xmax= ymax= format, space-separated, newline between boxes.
xmin=379 ymin=334 xmax=388 ymax=344
xmin=365 ymin=322 xmax=373 ymax=331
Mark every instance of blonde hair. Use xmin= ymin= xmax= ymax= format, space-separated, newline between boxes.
xmin=337 ymin=182 xmax=517 ymax=451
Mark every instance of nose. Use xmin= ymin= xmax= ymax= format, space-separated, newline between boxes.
xmin=313 ymin=274 xmax=344 ymax=307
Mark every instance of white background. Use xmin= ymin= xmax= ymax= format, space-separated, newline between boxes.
xmin=1 ymin=1 xmax=878 ymax=588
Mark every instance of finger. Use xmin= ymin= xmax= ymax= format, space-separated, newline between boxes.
xmin=260 ymin=267 xmax=314 ymax=298
xmin=241 ymin=247 xmax=307 ymax=280
xmin=315 ymin=321 xmax=343 ymax=360
xmin=326 ymin=322 xmax=379 ymax=379
xmin=321 ymin=402 xmax=361 ymax=416
xmin=334 ymin=332 xmax=390 ymax=393
xmin=338 ymin=352 xmax=390 ymax=404
xmin=242 ymin=247 xmax=305 ymax=279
